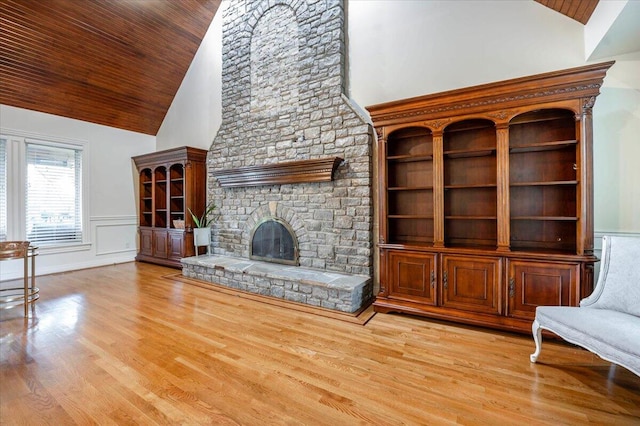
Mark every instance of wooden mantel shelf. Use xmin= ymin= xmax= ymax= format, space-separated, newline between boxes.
xmin=211 ymin=157 xmax=344 ymax=187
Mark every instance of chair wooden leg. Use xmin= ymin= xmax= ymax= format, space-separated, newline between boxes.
xmin=530 ymin=319 xmax=542 ymax=363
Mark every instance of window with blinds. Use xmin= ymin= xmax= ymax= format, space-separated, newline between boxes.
xmin=0 ymin=138 xmax=6 ymax=241
xmin=25 ymin=142 xmax=83 ymax=245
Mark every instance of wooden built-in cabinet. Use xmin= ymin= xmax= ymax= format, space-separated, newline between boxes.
xmin=133 ymin=146 xmax=208 ymax=268
xmin=368 ymin=62 xmax=613 ymax=333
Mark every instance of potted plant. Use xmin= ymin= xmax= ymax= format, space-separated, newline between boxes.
xmin=188 ymin=201 xmax=217 ymax=255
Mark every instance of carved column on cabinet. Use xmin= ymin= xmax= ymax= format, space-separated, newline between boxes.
xmin=432 ymin=129 xmax=445 ymax=248
xmin=496 ymin=122 xmax=510 ymax=252
xmin=577 ymin=97 xmax=596 ymax=256
xmin=378 ymin=248 xmax=388 ymax=296
xmin=376 ymin=127 xmax=388 ymax=248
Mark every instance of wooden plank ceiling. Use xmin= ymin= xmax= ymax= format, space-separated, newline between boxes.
xmin=0 ymin=0 xmax=220 ymax=135
xmin=0 ymin=1 xmax=597 ymax=136
xmin=535 ymin=0 xmax=600 ymax=25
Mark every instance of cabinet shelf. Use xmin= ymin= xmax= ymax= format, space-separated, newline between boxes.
xmin=388 ymin=154 xmax=433 ymax=162
xmin=387 ymin=240 xmax=435 ymax=247
xmin=389 ymin=186 xmax=433 ymax=191
xmin=444 ymin=148 xmax=495 ymax=159
xmin=445 ymin=183 xmax=496 ymax=189
xmin=508 ymin=246 xmax=577 ymax=256
xmin=510 ymin=140 xmax=577 ymax=154
xmin=512 ymin=216 xmax=578 ymax=221
xmin=389 ymin=215 xmax=434 ymax=219
xmin=511 ymin=180 xmax=577 ymax=187
xmin=446 ymin=216 xmax=497 ymax=220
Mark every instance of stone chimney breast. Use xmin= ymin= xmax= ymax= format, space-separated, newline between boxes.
xmin=207 ymin=0 xmax=373 ymax=277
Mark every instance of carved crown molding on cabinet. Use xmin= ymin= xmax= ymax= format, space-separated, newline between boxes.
xmin=367 ymin=62 xmax=615 ymax=127
xmin=487 ymin=110 xmax=515 ymax=121
xmin=423 ymin=119 xmax=451 ymax=130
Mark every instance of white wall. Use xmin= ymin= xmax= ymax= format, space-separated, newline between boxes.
xmin=155 ymin=2 xmax=224 ymax=151
xmin=348 ymin=0 xmax=586 ymax=106
xmin=0 ymin=105 xmax=156 ymax=280
xmin=593 ymin=52 xmax=640 ymax=234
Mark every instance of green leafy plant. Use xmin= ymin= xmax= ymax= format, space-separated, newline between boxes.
xmin=188 ymin=202 xmax=217 ymax=228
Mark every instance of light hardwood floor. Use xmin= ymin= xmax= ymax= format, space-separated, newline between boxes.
xmin=1 ymin=262 xmax=638 ymax=425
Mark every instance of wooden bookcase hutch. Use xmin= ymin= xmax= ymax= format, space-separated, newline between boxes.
xmin=132 ymin=146 xmax=208 ymax=268
xmin=367 ymin=61 xmax=614 ymax=333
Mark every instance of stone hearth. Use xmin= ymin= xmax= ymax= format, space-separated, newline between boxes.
xmin=182 ymin=255 xmax=372 ymax=313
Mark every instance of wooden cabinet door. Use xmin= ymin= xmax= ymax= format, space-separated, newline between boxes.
xmin=507 ymin=261 xmax=579 ymax=320
xmin=441 ymin=255 xmax=501 ymax=314
xmin=152 ymin=229 xmax=169 ymax=259
xmin=139 ymin=227 xmax=153 ymax=257
xmin=168 ymin=230 xmax=184 ymax=261
xmin=387 ymin=251 xmax=436 ymax=305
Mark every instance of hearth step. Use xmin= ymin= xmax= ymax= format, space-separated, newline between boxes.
xmin=181 ymin=255 xmax=372 ymax=313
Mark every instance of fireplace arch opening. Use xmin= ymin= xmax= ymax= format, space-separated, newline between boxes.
xmin=250 ymin=217 xmax=299 ymax=266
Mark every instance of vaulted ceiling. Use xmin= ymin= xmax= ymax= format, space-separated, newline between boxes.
xmin=534 ymin=0 xmax=600 ymax=25
xmin=0 ymin=0 xmax=221 ymax=135
xmin=0 ymin=0 xmax=610 ymax=136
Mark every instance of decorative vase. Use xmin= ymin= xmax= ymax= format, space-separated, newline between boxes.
xmin=193 ymin=227 xmax=211 ymax=256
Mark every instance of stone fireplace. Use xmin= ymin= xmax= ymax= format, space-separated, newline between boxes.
xmin=181 ymin=0 xmax=374 ymax=312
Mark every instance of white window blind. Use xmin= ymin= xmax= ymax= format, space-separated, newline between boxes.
xmin=0 ymin=138 xmax=6 ymax=241
xmin=25 ymin=142 xmax=83 ymax=245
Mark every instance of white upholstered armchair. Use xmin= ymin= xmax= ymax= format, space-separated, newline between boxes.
xmin=530 ymin=235 xmax=640 ymax=376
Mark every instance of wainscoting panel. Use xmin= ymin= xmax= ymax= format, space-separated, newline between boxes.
xmin=93 ymin=216 xmax=138 ymax=256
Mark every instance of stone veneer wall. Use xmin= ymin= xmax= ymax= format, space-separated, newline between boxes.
xmin=208 ymin=0 xmax=373 ymax=276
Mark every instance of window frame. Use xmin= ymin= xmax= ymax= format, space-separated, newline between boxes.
xmin=0 ymin=128 xmax=90 ymax=252
xmin=0 ymin=137 xmax=7 ymax=241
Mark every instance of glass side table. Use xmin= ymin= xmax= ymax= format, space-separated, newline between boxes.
xmin=0 ymin=242 xmax=39 ymax=317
